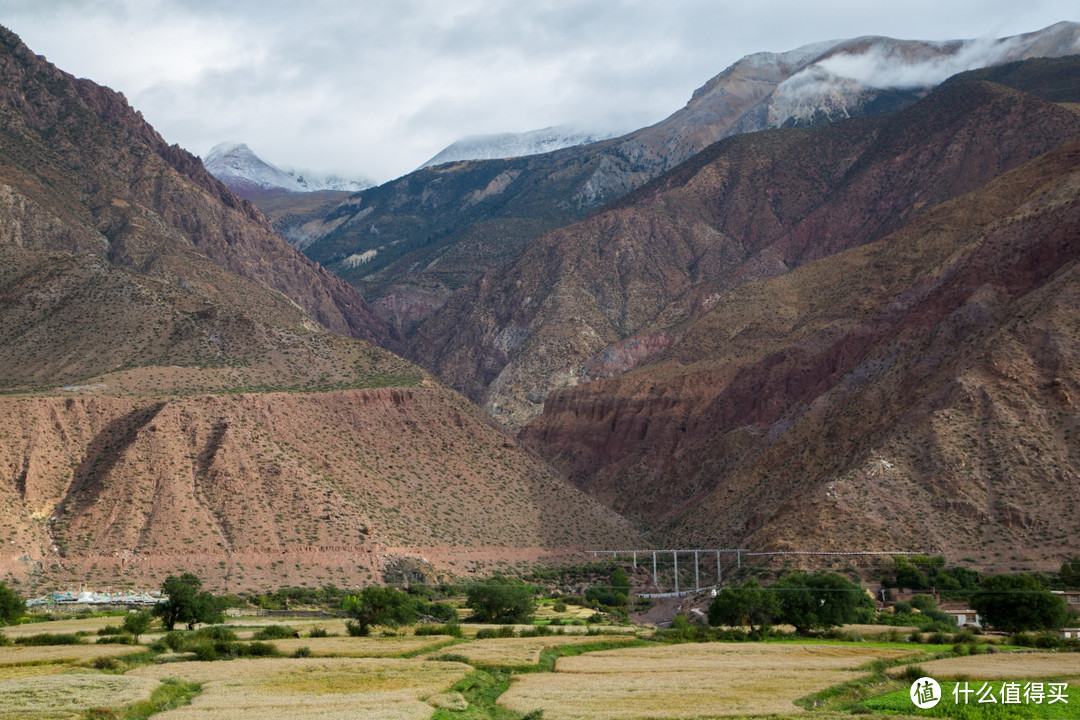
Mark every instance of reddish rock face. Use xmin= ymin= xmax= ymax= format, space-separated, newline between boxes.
xmin=521 ymin=136 xmax=1080 ymax=565
xmin=404 ymin=59 xmax=1080 ymax=566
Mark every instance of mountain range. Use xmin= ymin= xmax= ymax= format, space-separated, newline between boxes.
xmin=2 ymin=21 xmax=1079 ymax=592
xmin=0 ymin=26 xmax=640 ymax=594
xmin=293 ymin=22 xmax=1080 ymax=334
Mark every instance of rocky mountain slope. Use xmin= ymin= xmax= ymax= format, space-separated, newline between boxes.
xmin=411 ymin=56 xmax=1080 ymax=566
xmin=300 ymin=23 xmax=1079 ymax=333
xmin=411 ymin=58 xmax=1080 ymax=428
xmin=524 ymin=133 xmax=1080 ymax=566
xmin=0 ymin=27 xmax=643 ymax=592
xmin=0 ymin=28 xmax=396 ymax=349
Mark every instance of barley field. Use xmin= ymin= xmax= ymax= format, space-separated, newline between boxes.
xmin=0 ymin=616 xmax=122 ymax=638
xmin=271 ymin=634 xmax=452 ymax=657
xmin=448 ymin=634 xmax=638 ymax=666
xmin=500 ymin=642 xmax=921 ymax=720
xmin=0 ymin=673 xmax=159 ymax=719
xmin=129 ymin=657 xmax=472 ymax=720
xmin=896 ymin=652 xmax=1080 ymax=680
xmin=0 ymin=643 xmax=144 ymax=666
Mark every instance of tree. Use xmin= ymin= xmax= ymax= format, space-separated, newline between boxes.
xmin=341 ymin=586 xmax=418 ymax=636
xmin=153 ymin=573 xmax=224 ymax=631
xmin=909 ymin=593 xmax=937 ymax=613
xmin=707 ymin=580 xmax=780 ymax=633
xmin=970 ymin=574 xmax=1068 ymax=633
xmin=1059 ymin=556 xmax=1080 ymax=588
xmin=122 ymin=610 xmax=154 ymax=642
xmin=772 ymin=571 xmax=871 ymax=634
xmin=892 ymin=556 xmax=928 ymax=590
xmin=0 ymin=582 xmax=25 ymax=626
xmin=585 ymin=565 xmax=631 ymax=608
xmin=466 ymin=576 xmax=536 ymax=624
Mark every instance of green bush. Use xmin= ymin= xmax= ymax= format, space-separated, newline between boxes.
xmin=899 ymin=664 xmax=926 ymax=682
xmin=193 ymin=642 xmax=217 ymax=661
xmin=909 ymin=594 xmax=937 ymax=612
xmin=418 ymin=601 xmax=458 ymax=623
xmin=246 ymin=641 xmax=279 ymax=657
xmin=193 ymin=626 xmax=237 ymax=642
xmin=415 ymin=623 xmax=462 ymax=637
xmin=0 ymin=582 xmax=25 ymax=625
xmin=928 ymin=631 xmax=950 ymax=645
xmin=96 ymin=635 xmax=137 ymax=645
xmin=292 ymin=646 xmax=312 ymax=658
xmin=466 ymin=576 xmax=536 ymax=624
xmin=163 ymin=631 xmax=186 ymax=652
xmin=308 ymin=626 xmax=331 ymax=638
xmin=344 ymin=620 xmax=365 ymax=637
xmin=92 ymin=656 xmax=122 ymax=671
xmin=15 ymin=633 xmax=84 ymax=646
xmin=552 ymin=600 xmax=567 ymax=613
xmin=252 ymin=625 xmax=296 ymax=640
xmin=97 ymin=625 xmax=126 ymax=636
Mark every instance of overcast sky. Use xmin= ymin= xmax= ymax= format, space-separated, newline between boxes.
xmin=2 ymin=1 xmax=1077 ymax=182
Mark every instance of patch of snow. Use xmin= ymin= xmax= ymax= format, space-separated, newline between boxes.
xmin=341 ymin=249 xmax=378 ymax=268
xmin=421 ymin=125 xmax=621 ymax=168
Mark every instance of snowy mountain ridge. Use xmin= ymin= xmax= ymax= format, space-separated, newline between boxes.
xmin=205 ymin=142 xmax=373 ymax=196
xmin=420 ymin=125 xmax=622 ymax=169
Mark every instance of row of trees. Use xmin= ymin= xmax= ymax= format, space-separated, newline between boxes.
xmin=708 ymin=572 xmax=875 ymax=633
xmin=341 ymin=575 xmax=538 ymax=635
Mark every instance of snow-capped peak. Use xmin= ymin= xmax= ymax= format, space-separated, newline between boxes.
xmin=204 ymin=142 xmax=373 ymax=196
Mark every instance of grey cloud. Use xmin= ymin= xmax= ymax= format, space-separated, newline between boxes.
xmin=2 ymin=0 xmax=1077 ymax=182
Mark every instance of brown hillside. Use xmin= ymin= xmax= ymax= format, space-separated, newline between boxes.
xmin=0 ymin=26 xmax=396 ymax=348
xmin=409 ymin=76 xmax=1080 ymax=429
xmin=0 ymin=26 xmax=645 ymax=591
xmin=0 ymin=387 xmax=641 ymax=594
xmin=522 ymin=136 xmax=1080 ymax=568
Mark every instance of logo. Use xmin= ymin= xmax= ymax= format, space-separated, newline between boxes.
xmin=911 ymin=677 xmax=942 ymax=709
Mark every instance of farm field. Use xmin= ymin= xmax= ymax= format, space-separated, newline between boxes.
xmin=0 ymin=614 xmax=1076 ymax=719
xmin=892 ymin=651 xmax=1080 ymax=680
xmin=129 ymin=657 xmax=472 ymax=720
xmin=499 ymin=641 xmax=921 ymax=719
